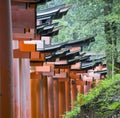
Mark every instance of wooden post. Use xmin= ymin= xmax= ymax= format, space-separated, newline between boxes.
xmin=71 ymin=80 xmax=77 ymax=109
xmin=13 ymin=40 xmax=20 ymax=118
xmin=47 ymin=76 xmax=54 ymax=118
xmin=25 ymin=59 xmax=31 ymax=118
xmin=65 ymin=68 xmax=71 ymax=111
xmin=59 ymin=81 xmax=66 ymax=118
xmin=31 ymin=73 xmax=37 ymax=118
xmin=19 ymin=59 xmax=31 ymax=118
xmin=31 ymin=72 xmax=43 ymax=118
xmin=43 ymin=76 xmax=48 ymax=118
xmin=53 ymin=79 xmax=59 ymax=118
xmin=40 ymin=75 xmax=44 ymax=118
xmin=13 ymin=59 xmax=20 ymax=118
xmin=0 ymin=1 xmax=13 ymax=117
xmin=65 ymin=80 xmax=71 ymax=111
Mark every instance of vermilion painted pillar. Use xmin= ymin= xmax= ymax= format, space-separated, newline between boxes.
xmin=43 ymin=76 xmax=48 ymax=118
xmin=31 ymin=73 xmax=37 ymax=118
xmin=13 ymin=59 xmax=20 ymax=118
xmin=47 ymin=76 xmax=54 ymax=118
xmin=13 ymin=41 xmax=20 ymax=118
xmin=53 ymin=79 xmax=59 ymax=118
xmin=59 ymin=81 xmax=66 ymax=118
xmin=0 ymin=1 xmax=13 ymax=118
xmin=40 ymin=75 xmax=44 ymax=118
xmin=65 ymin=80 xmax=71 ymax=111
xmin=31 ymin=73 xmax=41 ymax=118
xmin=31 ymin=72 xmax=43 ymax=118
xmin=65 ymin=69 xmax=71 ymax=112
xmin=71 ymin=80 xmax=77 ymax=109
xmin=25 ymin=59 xmax=31 ymax=118
xmin=19 ymin=59 xmax=31 ymax=118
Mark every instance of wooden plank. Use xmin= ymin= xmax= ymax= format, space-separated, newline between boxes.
xmin=71 ymin=62 xmax=81 ymax=70
xmin=30 ymin=61 xmax=43 ymax=66
xmin=13 ymin=33 xmax=34 ymax=40
xmin=76 ymin=80 xmax=86 ymax=86
xmin=55 ymin=60 xmax=67 ymax=65
xmin=31 ymin=52 xmax=40 ymax=59
xmin=19 ymin=41 xmax=36 ymax=52
xmin=43 ymin=62 xmax=54 ymax=71
xmin=30 ymin=52 xmax=45 ymax=61
xmin=70 ymin=46 xmax=81 ymax=52
xmin=53 ymin=73 xmax=67 ymax=79
xmin=14 ymin=49 xmax=30 ymax=58
xmin=70 ymin=72 xmax=81 ymax=80
xmin=35 ymin=66 xmax=51 ymax=73
xmin=42 ymin=72 xmax=54 ymax=76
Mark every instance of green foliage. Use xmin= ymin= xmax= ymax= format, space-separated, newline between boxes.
xmin=109 ymin=102 xmax=120 ymax=110
xmin=64 ymin=74 xmax=120 ymax=118
xmin=37 ymin=0 xmax=120 ymax=54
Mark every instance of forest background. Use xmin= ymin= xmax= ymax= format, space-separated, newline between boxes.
xmin=38 ymin=0 xmax=120 ymax=76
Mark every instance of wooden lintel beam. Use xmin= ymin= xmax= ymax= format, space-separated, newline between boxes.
xmin=71 ymin=62 xmax=81 ymax=70
xmin=30 ymin=72 xmax=41 ymax=79
xmin=70 ymin=70 xmax=87 ymax=73
xmin=13 ymin=32 xmax=34 ymax=40
xmin=35 ymin=66 xmax=51 ymax=73
xmin=43 ymin=62 xmax=55 ymax=71
xmin=55 ymin=60 xmax=67 ymax=65
xmin=76 ymin=80 xmax=86 ymax=86
xmin=53 ymin=73 xmax=68 ymax=79
xmin=13 ymin=49 xmax=30 ymax=58
xmin=42 ymin=72 xmax=54 ymax=76
xmin=58 ymin=78 xmax=68 ymax=82
xmin=30 ymin=52 xmax=45 ymax=61
xmin=19 ymin=40 xmax=45 ymax=52
xmin=30 ymin=61 xmax=43 ymax=66
xmin=55 ymin=65 xmax=70 ymax=69
xmin=70 ymin=47 xmax=81 ymax=52
xmin=19 ymin=41 xmax=35 ymax=52
xmin=70 ymin=72 xmax=81 ymax=80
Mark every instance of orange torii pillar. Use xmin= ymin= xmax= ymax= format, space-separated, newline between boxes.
xmin=71 ymin=79 xmax=77 ymax=109
xmin=59 ymin=81 xmax=66 ymax=118
xmin=43 ymin=76 xmax=48 ymax=118
xmin=53 ymin=78 xmax=59 ymax=118
xmin=65 ymin=69 xmax=71 ymax=112
xmin=47 ymin=76 xmax=54 ymax=118
xmin=19 ymin=59 xmax=31 ymax=118
xmin=31 ymin=72 xmax=43 ymax=118
xmin=13 ymin=40 xmax=21 ymax=118
xmin=0 ymin=1 xmax=13 ymax=118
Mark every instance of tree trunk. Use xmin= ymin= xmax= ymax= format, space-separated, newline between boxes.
xmin=104 ymin=0 xmax=118 ymax=77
